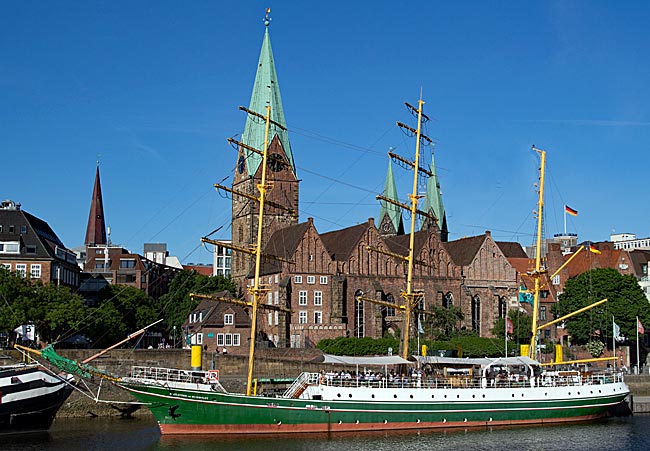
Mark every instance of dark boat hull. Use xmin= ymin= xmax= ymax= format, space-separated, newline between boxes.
xmin=0 ymin=365 xmax=73 ymax=433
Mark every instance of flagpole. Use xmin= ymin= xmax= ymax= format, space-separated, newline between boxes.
xmin=564 ymin=206 xmax=567 ymax=235
xmin=636 ymin=316 xmax=641 ymax=374
xmin=613 ymin=316 xmax=616 ymax=369
xmin=505 ymin=315 xmax=508 ymax=357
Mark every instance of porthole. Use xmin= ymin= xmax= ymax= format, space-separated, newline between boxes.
xmin=417 ymin=419 xmax=421 ymax=423
xmin=512 ymin=394 xmax=515 ymax=398
xmin=482 ymin=394 xmax=486 ymax=398
xmin=348 ymin=394 xmax=352 ymax=398
xmin=384 ymin=419 xmax=388 ymax=424
xmin=337 ymin=394 xmax=341 ymax=398
xmin=371 ymin=394 xmax=375 ymax=399
xmin=472 ymin=395 xmax=475 ymax=398
xmin=444 ymin=395 xmax=447 ymax=399
xmin=394 ymin=394 xmax=398 ymax=399
xmin=457 ymin=395 xmax=460 ymax=399
xmin=338 ymin=420 xmax=342 ymax=424
xmin=410 ymin=395 xmax=414 ymax=399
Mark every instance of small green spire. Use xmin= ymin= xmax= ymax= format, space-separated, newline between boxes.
xmin=378 ymin=158 xmax=403 ymax=234
xmin=241 ymin=13 xmax=295 ymax=177
xmin=422 ymin=151 xmax=446 ymax=235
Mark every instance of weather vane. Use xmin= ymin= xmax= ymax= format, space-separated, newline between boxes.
xmin=264 ymin=7 xmax=271 ymax=26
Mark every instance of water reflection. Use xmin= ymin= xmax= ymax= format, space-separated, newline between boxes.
xmin=0 ymin=415 xmax=646 ymax=451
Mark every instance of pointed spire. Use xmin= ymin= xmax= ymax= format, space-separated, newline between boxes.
xmin=422 ymin=152 xmax=448 ymax=241
xmin=85 ymin=164 xmax=107 ymax=246
xmin=241 ymin=11 xmax=295 ymax=176
xmin=378 ymin=158 xmax=403 ymax=235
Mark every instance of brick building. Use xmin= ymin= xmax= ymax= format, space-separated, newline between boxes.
xmin=0 ymin=199 xmax=80 ymax=287
xmin=216 ymin=18 xmax=525 ymax=349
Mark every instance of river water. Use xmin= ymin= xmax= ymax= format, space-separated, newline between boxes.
xmin=1 ymin=415 xmax=648 ymax=451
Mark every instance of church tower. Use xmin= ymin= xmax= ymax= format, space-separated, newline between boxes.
xmin=421 ymin=153 xmax=448 ymax=241
xmin=231 ymin=14 xmax=299 ymax=280
xmin=85 ymin=164 xmax=107 ymax=246
xmin=378 ymin=159 xmax=403 ymax=236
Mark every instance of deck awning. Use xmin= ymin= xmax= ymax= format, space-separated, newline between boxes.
xmin=321 ymin=354 xmax=413 ymax=366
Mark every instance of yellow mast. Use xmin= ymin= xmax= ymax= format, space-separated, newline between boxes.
xmin=399 ymin=96 xmax=426 ymax=360
xmin=529 ymin=146 xmax=546 ymax=360
xmin=245 ymin=104 xmax=273 ymax=396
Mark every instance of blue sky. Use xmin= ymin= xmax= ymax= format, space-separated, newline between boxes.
xmin=2 ymin=2 xmax=649 ymax=264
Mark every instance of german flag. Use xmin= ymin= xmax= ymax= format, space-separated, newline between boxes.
xmin=588 ymin=244 xmax=601 ymax=254
xmin=565 ymin=205 xmax=578 ymax=216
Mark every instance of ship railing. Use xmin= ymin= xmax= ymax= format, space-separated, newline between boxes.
xmin=317 ymin=370 xmax=625 ymax=390
xmin=129 ymin=366 xmax=227 ymax=392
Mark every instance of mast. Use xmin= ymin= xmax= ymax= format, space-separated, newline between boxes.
xmin=245 ymin=103 xmax=273 ymax=396
xmin=529 ymin=146 xmax=546 ymax=360
xmin=400 ymin=97 xmax=426 ymax=360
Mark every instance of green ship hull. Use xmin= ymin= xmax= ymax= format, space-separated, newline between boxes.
xmin=118 ymin=380 xmax=629 ymax=434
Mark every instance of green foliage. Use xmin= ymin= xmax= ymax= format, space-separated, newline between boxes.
xmin=586 ymin=340 xmax=605 ymax=357
xmin=423 ymin=305 xmax=464 ymax=340
xmin=158 ymin=271 xmax=237 ymax=334
xmin=317 ymin=335 xmax=513 ymax=358
xmin=0 ymin=268 xmax=86 ymax=344
xmin=490 ymin=310 xmax=532 ymax=344
xmin=317 ymin=336 xmax=400 ymax=355
xmin=554 ymin=268 xmax=649 ymax=345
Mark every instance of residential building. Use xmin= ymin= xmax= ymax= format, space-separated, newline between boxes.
xmin=0 ymin=199 xmax=80 ymax=287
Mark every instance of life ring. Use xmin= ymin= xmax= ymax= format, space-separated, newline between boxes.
xmin=207 ymin=370 xmax=219 ymax=383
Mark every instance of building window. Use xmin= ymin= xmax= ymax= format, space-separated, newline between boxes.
xmin=196 ymin=333 xmax=203 ymax=345
xmin=320 ymin=276 xmax=328 ymax=284
xmin=116 ymin=274 xmax=136 ymax=283
xmin=471 ymin=295 xmax=481 ymax=334
xmin=274 ymin=291 xmax=279 ymax=304
xmin=224 ymin=314 xmax=234 ymax=325
xmin=30 ymin=264 xmax=41 ymax=279
xmin=385 ymin=293 xmax=396 ymax=317
xmin=0 ymin=263 xmax=10 ymax=270
xmin=294 ymin=275 xmax=302 ymax=284
xmin=540 ymin=306 xmax=547 ymax=321
xmin=314 ymin=291 xmax=322 ymax=306
xmin=552 ymin=275 xmax=560 ymax=286
xmin=119 ymin=259 xmax=136 ymax=269
xmin=299 ymin=291 xmax=308 ymax=306
xmin=15 ymin=264 xmax=26 ymax=278
xmin=225 ymin=334 xmax=232 ymax=346
xmin=232 ymin=334 xmax=240 ymax=346
xmin=307 ymin=276 xmax=315 ymax=284
xmin=299 ymin=311 xmax=308 ymax=324
xmin=0 ymin=242 xmax=20 ymax=254
xmin=217 ymin=334 xmax=224 ymax=346
xmin=314 ymin=311 xmax=322 ymax=324
xmin=9 ymin=225 xmax=14 ymax=234
xmin=26 ymin=245 xmax=36 ymax=254
xmin=354 ymin=289 xmax=364 ymax=337
xmin=20 ymin=225 xmax=27 ymax=234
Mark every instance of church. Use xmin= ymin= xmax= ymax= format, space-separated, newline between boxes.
xmin=226 ymin=16 xmax=525 ymax=350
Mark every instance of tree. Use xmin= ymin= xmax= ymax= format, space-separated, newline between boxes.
xmin=158 ymin=271 xmax=237 ymax=335
xmin=491 ymin=309 xmax=532 ymax=345
xmin=423 ymin=305 xmax=464 ymax=340
xmin=554 ymin=268 xmax=649 ymax=345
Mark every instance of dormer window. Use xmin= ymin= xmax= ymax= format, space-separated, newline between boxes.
xmin=224 ymin=314 xmax=234 ymax=325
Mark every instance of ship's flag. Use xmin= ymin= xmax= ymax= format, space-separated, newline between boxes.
xmin=506 ymin=317 xmax=514 ymax=334
xmin=614 ymin=321 xmax=621 ymax=341
xmin=565 ymin=205 xmax=578 ymax=216
xmin=638 ymin=318 xmax=645 ymax=335
xmin=588 ymin=244 xmax=601 ymax=254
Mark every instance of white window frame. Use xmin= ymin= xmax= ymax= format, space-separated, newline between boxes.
xmin=314 ymin=311 xmax=322 ymax=324
xmin=224 ymin=314 xmax=234 ymax=325
xmin=225 ymin=334 xmax=232 ymax=346
xmin=1 ymin=263 xmax=11 ymax=270
xmin=0 ymin=241 xmax=20 ymax=254
xmin=299 ymin=311 xmax=308 ymax=324
xmin=294 ymin=275 xmax=302 ymax=284
xmin=307 ymin=275 xmax=315 ymax=284
xmin=196 ymin=333 xmax=203 ymax=345
xmin=299 ymin=290 xmax=308 ymax=306
xmin=217 ymin=333 xmax=225 ymax=346
xmin=552 ymin=275 xmax=560 ymax=286
xmin=320 ymin=276 xmax=328 ymax=284
xmin=15 ymin=264 xmax=26 ymax=278
xmin=314 ymin=291 xmax=322 ymax=306
xmin=232 ymin=334 xmax=240 ymax=346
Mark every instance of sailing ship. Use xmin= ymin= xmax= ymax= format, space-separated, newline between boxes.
xmin=105 ymin=101 xmax=628 ymax=434
xmin=0 ymin=361 xmax=74 ymax=433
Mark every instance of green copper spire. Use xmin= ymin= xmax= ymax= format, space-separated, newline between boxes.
xmin=378 ymin=158 xmax=403 ymax=234
xmin=422 ymin=152 xmax=448 ymax=240
xmin=241 ymin=18 xmax=295 ymax=177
